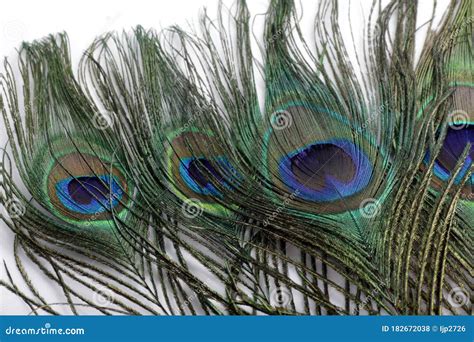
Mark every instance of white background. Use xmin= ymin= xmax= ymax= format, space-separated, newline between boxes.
xmin=0 ymin=0 xmax=449 ymax=314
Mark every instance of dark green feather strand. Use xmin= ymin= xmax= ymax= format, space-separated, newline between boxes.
xmin=0 ymin=0 xmax=472 ymax=315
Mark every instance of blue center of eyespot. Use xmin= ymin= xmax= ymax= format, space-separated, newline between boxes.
xmin=179 ymin=157 xmax=241 ymax=196
xmin=427 ymin=125 xmax=473 ymax=185
xmin=56 ymin=175 xmax=124 ymax=214
xmin=278 ymin=139 xmax=373 ymax=202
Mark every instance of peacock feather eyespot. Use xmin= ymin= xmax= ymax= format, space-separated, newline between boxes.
xmin=179 ymin=156 xmax=240 ymax=197
xmin=278 ymin=139 xmax=373 ymax=202
xmin=31 ymin=137 xmax=131 ymax=225
xmin=54 ymin=174 xmax=124 ymax=215
xmin=419 ymin=86 xmax=473 ymax=201
xmin=427 ymin=121 xmax=473 ymax=201
xmin=262 ymin=102 xmax=386 ymax=214
xmin=1 ymin=0 xmax=472 ymax=316
xmin=47 ymin=153 xmax=129 ymax=223
xmin=165 ymin=128 xmax=241 ymax=215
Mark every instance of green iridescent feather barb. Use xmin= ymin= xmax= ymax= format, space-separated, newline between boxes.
xmin=0 ymin=0 xmax=472 ymax=315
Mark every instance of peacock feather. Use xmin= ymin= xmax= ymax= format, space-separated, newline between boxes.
xmin=0 ymin=0 xmax=472 ymax=316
